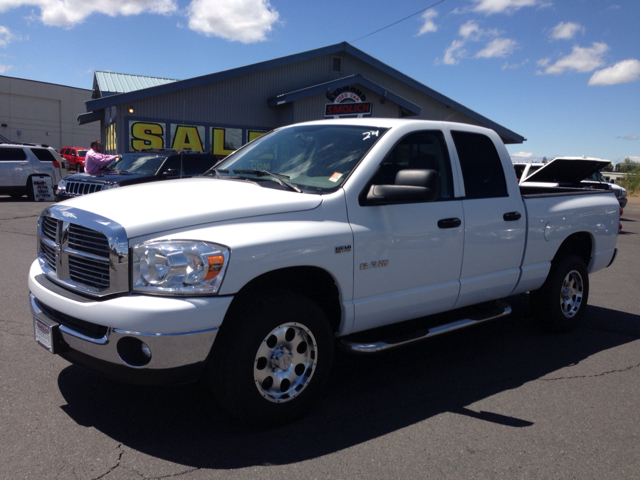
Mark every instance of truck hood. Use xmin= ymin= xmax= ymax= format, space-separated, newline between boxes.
xmin=521 ymin=157 xmax=610 ymax=185
xmin=60 ymin=177 xmax=323 ymax=238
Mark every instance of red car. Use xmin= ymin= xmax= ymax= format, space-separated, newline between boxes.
xmin=59 ymin=146 xmax=89 ymax=172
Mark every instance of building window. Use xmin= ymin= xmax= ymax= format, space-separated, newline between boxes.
xmin=331 ymin=56 xmax=342 ymax=73
xmin=105 ymin=123 xmax=117 ymax=154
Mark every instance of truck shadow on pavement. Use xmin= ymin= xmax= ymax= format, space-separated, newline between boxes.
xmin=57 ymin=295 xmax=640 ymax=469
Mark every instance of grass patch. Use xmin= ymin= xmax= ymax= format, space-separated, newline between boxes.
xmin=619 ymin=173 xmax=640 ymax=196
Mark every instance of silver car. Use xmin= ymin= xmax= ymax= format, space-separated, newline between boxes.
xmin=0 ymin=143 xmax=63 ymax=200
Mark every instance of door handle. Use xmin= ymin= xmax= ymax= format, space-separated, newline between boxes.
xmin=438 ymin=218 xmax=462 ymax=229
xmin=503 ymin=212 xmax=522 ymax=221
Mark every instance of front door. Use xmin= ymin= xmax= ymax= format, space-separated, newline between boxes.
xmin=347 ymin=130 xmax=465 ymax=333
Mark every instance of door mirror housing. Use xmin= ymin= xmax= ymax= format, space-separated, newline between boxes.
xmin=365 ymin=169 xmax=440 ymax=205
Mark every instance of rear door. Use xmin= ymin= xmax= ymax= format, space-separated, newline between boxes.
xmin=348 ymin=129 xmax=465 ymax=333
xmin=449 ymin=130 xmax=526 ymax=308
xmin=0 ymin=147 xmax=32 ymax=188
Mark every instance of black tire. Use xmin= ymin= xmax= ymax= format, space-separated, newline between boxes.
xmin=77 ymin=164 xmax=84 ymax=173
xmin=208 ymin=289 xmax=334 ymax=426
xmin=26 ymin=178 xmax=35 ymax=201
xmin=530 ymin=254 xmax=589 ymax=333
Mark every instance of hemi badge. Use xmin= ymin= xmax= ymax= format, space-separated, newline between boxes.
xmin=335 ymin=245 xmax=352 ymax=254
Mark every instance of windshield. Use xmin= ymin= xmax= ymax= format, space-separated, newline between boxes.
xmin=211 ymin=124 xmax=388 ymax=193
xmin=106 ymin=153 xmax=168 ymax=174
xmin=78 ymin=150 xmax=88 ymax=157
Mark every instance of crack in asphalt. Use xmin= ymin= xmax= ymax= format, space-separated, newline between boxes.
xmin=0 ymin=214 xmax=40 ymax=221
xmin=92 ymin=444 xmax=125 ymax=480
xmin=131 ymin=467 xmax=202 ymax=479
xmin=540 ymin=362 xmax=640 ymax=381
xmin=0 ymin=228 xmax=37 ymax=237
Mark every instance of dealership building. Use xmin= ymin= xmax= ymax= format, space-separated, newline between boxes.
xmin=79 ymin=42 xmax=524 ymax=156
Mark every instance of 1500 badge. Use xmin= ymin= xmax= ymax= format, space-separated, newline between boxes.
xmin=360 ymin=260 xmax=389 ymax=270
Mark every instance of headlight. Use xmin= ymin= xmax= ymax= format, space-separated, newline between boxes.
xmin=132 ymin=240 xmax=229 ymax=295
xmin=57 ymin=179 xmax=66 ymax=193
xmin=102 ymin=183 xmax=120 ymax=190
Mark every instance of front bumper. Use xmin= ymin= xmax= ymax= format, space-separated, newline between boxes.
xmin=30 ymin=293 xmax=219 ymax=385
xmin=29 ymin=260 xmax=234 ymax=385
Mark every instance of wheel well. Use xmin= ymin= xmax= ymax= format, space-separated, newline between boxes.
xmin=552 ymin=232 xmax=592 ymax=267
xmin=229 ymin=267 xmax=342 ymax=333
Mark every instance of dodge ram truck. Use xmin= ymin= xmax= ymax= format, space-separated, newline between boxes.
xmin=29 ymin=119 xmax=619 ymax=425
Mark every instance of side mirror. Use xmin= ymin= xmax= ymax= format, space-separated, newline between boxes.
xmin=162 ymin=167 xmax=180 ymax=176
xmin=366 ymin=169 xmax=440 ymax=205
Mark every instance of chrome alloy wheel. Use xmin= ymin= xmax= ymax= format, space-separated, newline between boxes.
xmin=560 ymin=269 xmax=583 ymax=318
xmin=254 ymin=322 xmax=318 ymax=403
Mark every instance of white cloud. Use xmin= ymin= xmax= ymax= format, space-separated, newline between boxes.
xmin=0 ymin=25 xmax=15 ymax=47
xmin=0 ymin=0 xmax=177 ymax=27
xmin=187 ymin=0 xmax=279 ymax=43
xmin=476 ymin=38 xmax=518 ymax=58
xmin=472 ymin=0 xmax=543 ymax=15
xmin=588 ymin=59 xmax=640 ymax=85
xmin=616 ymin=134 xmax=639 ymax=140
xmin=442 ymin=39 xmax=465 ymax=65
xmin=550 ymin=21 xmax=584 ymax=40
xmin=502 ymin=59 xmax=528 ymax=69
xmin=510 ymin=151 xmax=546 ymax=163
xmin=417 ymin=10 xmax=438 ymax=35
xmin=0 ymin=63 xmax=12 ymax=73
xmin=459 ymin=20 xmax=482 ymax=40
xmin=440 ymin=21 xmax=514 ymax=64
xmin=538 ymin=42 xmax=608 ymax=74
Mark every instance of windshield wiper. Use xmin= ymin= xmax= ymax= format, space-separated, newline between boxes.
xmin=232 ymin=169 xmax=302 ymax=193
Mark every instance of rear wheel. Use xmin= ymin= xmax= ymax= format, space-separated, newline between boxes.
xmin=208 ymin=290 xmax=334 ymax=426
xmin=76 ymin=164 xmax=84 ymax=173
xmin=530 ymin=254 xmax=589 ymax=333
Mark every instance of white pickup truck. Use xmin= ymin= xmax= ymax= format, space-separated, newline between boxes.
xmin=29 ymin=119 xmax=619 ymax=425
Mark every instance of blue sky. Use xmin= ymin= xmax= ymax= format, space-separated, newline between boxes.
xmin=0 ymin=0 xmax=638 ymax=164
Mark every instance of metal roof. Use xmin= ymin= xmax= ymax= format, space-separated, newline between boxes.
xmin=92 ymin=71 xmax=179 ymax=98
xmin=83 ymin=42 xmax=525 ymax=144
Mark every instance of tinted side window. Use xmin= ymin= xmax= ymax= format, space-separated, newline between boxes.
xmin=0 ymin=148 xmax=28 ymax=161
xmin=183 ymin=155 xmax=217 ymax=175
xmin=31 ymin=148 xmax=56 ymax=162
xmin=371 ymin=130 xmax=454 ymax=200
xmin=60 ymin=148 xmax=68 ymax=155
xmin=451 ymin=131 xmax=507 ymax=199
xmin=161 ymin=156 xmax=181 ymax=175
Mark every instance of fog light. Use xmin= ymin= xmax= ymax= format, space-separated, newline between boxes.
xmin=117 ymin=337 xmax=152 ymax=367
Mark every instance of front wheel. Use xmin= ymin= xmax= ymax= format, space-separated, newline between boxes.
xmin=530 ymin=254 xmax=590 ymax=333
xmin=208 ymin=290 xmax=335 ymax=426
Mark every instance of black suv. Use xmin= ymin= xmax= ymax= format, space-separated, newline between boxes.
xmin=55 ymin=150 xmax=218 ymax=201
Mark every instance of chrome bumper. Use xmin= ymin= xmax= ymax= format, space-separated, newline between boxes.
xmin=30 ymin=293 xmax=218 ymax=371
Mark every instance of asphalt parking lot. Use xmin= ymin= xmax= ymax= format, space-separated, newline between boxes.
xmin=1 ymin=195 xmax=639 ymax=479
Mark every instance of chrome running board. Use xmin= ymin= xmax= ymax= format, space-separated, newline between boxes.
xmin=340 ymin=301 xmax=512 ymax=354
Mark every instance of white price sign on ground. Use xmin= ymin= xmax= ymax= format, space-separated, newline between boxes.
xmin=32 ymin=175 xmax=55 ymax=202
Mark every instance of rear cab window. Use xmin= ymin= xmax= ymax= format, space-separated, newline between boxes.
xmin=451 ymin=131 xmax=507 ymax=199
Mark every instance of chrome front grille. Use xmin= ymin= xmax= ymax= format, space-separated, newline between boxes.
xmin=69 ymin=254 xmax=110 ymax=289
xmin=66 ymin=181 xmax=104 ymax=196
xmin=37 ymin=206 xmax=129 ymax=297
xmin=68 ymin=224 xmax=110 ymax=258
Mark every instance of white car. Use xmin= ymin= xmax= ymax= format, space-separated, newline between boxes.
xmin=0 ymin=142 xmax=63 ymax=200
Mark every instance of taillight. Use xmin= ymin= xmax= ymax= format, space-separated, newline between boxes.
xmin=52 ymin=160 xmax=60 ymax=168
